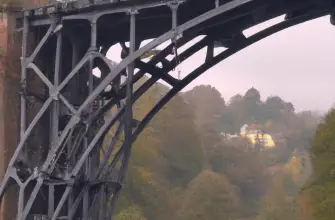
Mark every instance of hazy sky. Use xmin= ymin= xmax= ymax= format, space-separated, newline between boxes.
xmin=107 ymin=15 xmax=335 ymax=112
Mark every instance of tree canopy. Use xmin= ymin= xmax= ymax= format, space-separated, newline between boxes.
xmin=109 ymin=82 xmax=319 ymax=220
xmin=300 ymin=108 xmax=335 ymax=220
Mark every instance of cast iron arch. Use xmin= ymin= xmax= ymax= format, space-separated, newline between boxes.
xmin=0 ymin=0 xmax=334 ymax=219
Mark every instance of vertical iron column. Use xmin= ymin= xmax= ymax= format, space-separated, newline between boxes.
xmin=118 ymin=9 xmax=137 ymax=188
xmin=171 ymin=2 xmax=178 ymax=37
xmin=67 ymin=34 xmax=79 ymax=219
xmin=109 ymin=10 xmax=137 ymax=220
xmin=170 ymin=1 xmax=180 ymax=79
xmin=51 ymin=23 xmax=62 ymax=158
xmin=17 ymin=14 xmax=29 ymax=220
xmin=83 ymin=17 xmax=98 ymax=220
xmin=215 ymin=0 xmax=219 ymax=8
xmin=20 ymin=14 xmax=29 ymax=160
xmin=48 ymin=21 xmax=62 ymax=219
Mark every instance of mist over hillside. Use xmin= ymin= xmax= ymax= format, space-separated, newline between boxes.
xmin=108 ymin=80 xmax=319 ymax=220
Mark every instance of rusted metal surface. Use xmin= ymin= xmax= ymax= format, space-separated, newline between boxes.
xmin=0 ymin=12 xmax=9 ymax=220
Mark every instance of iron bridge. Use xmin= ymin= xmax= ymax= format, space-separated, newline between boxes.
xmin=0 ymin=0 xmax=335 ymax=219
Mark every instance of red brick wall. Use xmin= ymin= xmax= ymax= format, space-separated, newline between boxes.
xmin=0 ymin=13 xmax=8 ymax=220
xmin=0 ymin=2 xmax=48 ymax=218
xmin=0 ymin=14 xmax=8 ymax=73
xmin=33 ymin=0 xmax=50 ymax=8
xmin=0 ymin=1 xmax=65 ymax=219
xmin=0 ymin=10 xmax=21 ymax=220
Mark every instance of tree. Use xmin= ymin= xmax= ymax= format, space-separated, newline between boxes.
xmin=266 ymin=96 xmax=285 ymax=108
xmin=116 ymin=206 xmax=147 ymax=220
xmin=244 ymin=87 xmax=261 ymax=103
xmin=207 ymin=141 xmax=267 ymax=214
xmin=286 ymin=102 xmax=295 ymax=112
xmin=257 ymin=173 xmax=299 ymax=220
xmin=229 ymin=94 xmax=243 ymax=105
xmin=115 ymin=80 xmax=205 ymax=220
xmin=111 ymin=78 xmax=319 ymax=220
xmin=178 ymin=170 xmax=241 ymax=220
xmin=183 ymin=85 xmax=227 ymax=149
xmin=243 ymin=87 xmax=265 ymax=123
xmin=183 ymin=85 xmax=226 ymax=130
xmin=301 ymin=108 xmax=335 ymax=220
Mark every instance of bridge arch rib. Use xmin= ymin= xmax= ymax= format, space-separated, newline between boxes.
xmin=0 ymin=0 xmax=333 ymax=219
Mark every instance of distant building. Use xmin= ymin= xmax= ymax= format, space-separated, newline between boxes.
xmin=240 ymin=124 xmax=276 ymax=149
xmin=240 ymin=124 xmax=248 ymax=136
xmin=221 ymin=132 xmax=240 ymax=140
xmin=247 ymin=133 xmax=276 ymax=148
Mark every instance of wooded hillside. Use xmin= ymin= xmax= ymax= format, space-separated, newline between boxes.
xmin=109 ymin=82 xmax=319 ymax=220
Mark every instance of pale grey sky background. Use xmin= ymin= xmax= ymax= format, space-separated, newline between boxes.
xmin=106 ymin=15 xmax=335 ymax=113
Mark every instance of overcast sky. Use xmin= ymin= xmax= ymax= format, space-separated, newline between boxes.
xmin=107 ymin=15 xmax=335 ymax=112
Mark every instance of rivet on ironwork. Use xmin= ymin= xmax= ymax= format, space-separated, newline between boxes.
xmin=73 ymin=114 xmax=81 ymax=124
xmin=215 ymin=0 xmax=220 ymax=8
xmin=169 ymin=1 xmax=181 ymax=79
xmin=49 ymin=89 xmax=59 ymax=101
xmin=19 ymin=79 xmax=27 ymax=97
xmin=53 ymin=24 xmax=63 ymax=34
xmin=20 ymin=57 xmax=27 ymax=67
xmin=126 ymin=9 xmax=139 ymax=15
xmin=23 ymin=11 xmax=30 ymax=17
xmin=66 ymin=176 xmax=75 ymax=187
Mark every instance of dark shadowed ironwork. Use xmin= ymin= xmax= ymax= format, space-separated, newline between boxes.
xmin=0 ymin=0 xmax=334 ymax=219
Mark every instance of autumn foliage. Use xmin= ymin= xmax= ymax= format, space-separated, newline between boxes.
xmin=105 ymin=82 xmax=320 ymax=220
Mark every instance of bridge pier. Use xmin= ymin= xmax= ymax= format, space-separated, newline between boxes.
xmin=0 ymin=2 xmax=53 ymax=220
xmin=0 ymin=3 xmax=126 ymax=218
xmin=0 ymin=6 xmax=24 ymax=220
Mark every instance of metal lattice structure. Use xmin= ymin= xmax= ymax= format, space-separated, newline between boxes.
xmin=0 ymin=0 xmax=335 ymax=219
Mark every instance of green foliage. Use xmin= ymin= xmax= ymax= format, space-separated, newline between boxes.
xmin=183 ymin=85 xmax=226 ymax=148
xmin=257 ymin=173 xmax=300 ymax=220
xmin=178 ymin=170 xmax=241 ymax=220
xmin=150 ymin=95 xmax=206 ymax=186
xmin=110 ymin=81 xmax=318 ymax=220
xmin=300 ymin=108 xmax=335 ymax=220
xmin=116 ymin=206 xmax=147 ymax=220
xmin=207 ymin=141 xmax=266 ymax=205
xmin=244 ymin=87 xmax=261 ymax=103
xmin=115 ymin=80 xmax=205 ymax=220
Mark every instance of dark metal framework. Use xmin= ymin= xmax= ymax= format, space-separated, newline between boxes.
xmin=0 ymin=0 xmax=335 ymax=219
